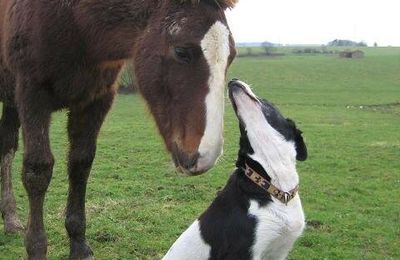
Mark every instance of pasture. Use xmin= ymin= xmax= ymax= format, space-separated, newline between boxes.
xmin=1 ymin=47 xmax=399 ymax=259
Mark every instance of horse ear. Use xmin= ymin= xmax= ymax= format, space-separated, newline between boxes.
xmin=220 ymin=0 xmax=239 ymax=9
xmin=294 ymin=128 xmax=307 ymax=161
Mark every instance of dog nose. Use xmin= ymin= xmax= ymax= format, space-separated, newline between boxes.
xmin=228 ymin=78 xmax=241 ymax=91
xmin=228 ymin=78 xmax=239 ymax=86
xmin=228 ymin=79 xmax=240 ymax=88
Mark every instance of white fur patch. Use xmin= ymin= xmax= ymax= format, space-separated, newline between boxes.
xmin=248 ymin=199 xmax=305 ymax=260
xmin=163 ymin=220 xmax=211 ymax=260
xmin=232 ymin=89 xmax=299 ymax=192
xmin=192 ymin=21 xmax=230 ymax=173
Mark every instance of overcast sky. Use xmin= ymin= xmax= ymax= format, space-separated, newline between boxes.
xmin=226 ymin=0 xmax=400 ymax=46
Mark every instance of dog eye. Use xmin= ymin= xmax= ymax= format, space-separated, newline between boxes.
xmin=174 ymin=47 xmax=193 ymax=64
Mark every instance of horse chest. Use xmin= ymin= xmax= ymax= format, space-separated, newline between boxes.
xmin=84 ymin=60 xmax=124 ymax=100
xmin=51 ymin=60 xmax=124 ymax=108
xmin=248 ymin=198 xmax=305 ymax=260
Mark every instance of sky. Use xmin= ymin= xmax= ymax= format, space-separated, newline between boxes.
xmin=226 ymin=0 xmax=400 ymax=46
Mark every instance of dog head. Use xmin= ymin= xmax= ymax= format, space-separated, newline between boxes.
xmin=228 ymin=79 xmax=307 ymax=178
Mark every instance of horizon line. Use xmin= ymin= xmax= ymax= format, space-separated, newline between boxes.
xmin=235 ymin=42 xmax=400 ymax=47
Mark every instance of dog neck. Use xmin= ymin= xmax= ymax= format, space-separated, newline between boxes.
xmin=235 ymin=155 xmax=299 ymax=203
xmin=243 ymin=163 xmax=299 ymax=205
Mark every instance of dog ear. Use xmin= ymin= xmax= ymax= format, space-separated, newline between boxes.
xmin=294 ymin=128 xmax=307 ymax=161
xmin=286 ymin=119 xmax=307 ymax=161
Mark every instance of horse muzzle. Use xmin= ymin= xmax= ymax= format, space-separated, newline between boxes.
xmin=172 ymin=143 xmax=221 ymax=176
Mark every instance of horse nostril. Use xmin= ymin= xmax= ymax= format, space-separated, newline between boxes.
xmin=178 ymin=152 xmax=198 ymax=170
xmin=182 ymin=155 xmax=198 ymax=169
xmin=172 ymin=143 xmax=199 ymax=171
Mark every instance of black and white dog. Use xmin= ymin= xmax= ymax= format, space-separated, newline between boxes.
xmin=163 ymin=79 xmax=308 ymax=260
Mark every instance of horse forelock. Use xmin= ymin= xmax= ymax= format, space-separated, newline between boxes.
xmin=178 ymin=0 xmax=238 ymax=9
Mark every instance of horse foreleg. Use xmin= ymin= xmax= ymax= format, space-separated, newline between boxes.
xmin=17 ymin=81 xmax=54 ymax=260
xmin=65 ymin=93 xmax=114 ymax=260
xmin=0 ymin=105 xmax=24 ymax=233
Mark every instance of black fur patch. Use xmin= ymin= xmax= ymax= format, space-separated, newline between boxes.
xmin=199 ymin=171 xmax=257 ymax=260
xmin=259 ymin=100 xmax=307 ymax=161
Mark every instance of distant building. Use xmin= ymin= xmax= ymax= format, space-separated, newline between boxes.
xmin=339 ymin=50 xmax=364 ymax=59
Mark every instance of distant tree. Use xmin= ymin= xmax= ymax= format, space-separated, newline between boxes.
xmin=328 ymin=39 xmax=366 ymax=47
xmin=261 ymin=41 xmax=275 ymax=55
xmin=357 ymin=41 xmax=367 ymax=47
xmin=374 ymin=42 xmax=378 ymax=47
xmin=246 ymin=47 xmax=252 ymax=56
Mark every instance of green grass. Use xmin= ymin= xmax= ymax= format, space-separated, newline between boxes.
xmin=1 ymin=47 xmax=399 ymax=259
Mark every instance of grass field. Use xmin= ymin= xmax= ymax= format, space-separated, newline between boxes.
xmin=1 ymin=47 xmax=399 ymax=259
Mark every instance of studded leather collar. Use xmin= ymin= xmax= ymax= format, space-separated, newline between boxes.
xmin=244 ymin=163 xmax=299 ymax=205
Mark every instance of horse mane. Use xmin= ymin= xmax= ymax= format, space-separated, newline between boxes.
xmin=179 ymin=0 xmax=238 ymax=9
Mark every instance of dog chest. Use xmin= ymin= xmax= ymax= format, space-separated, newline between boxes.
xmin=248 ymin=198 xmax=305 ymax=259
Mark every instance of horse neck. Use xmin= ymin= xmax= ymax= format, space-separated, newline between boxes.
xmin=75 ymin=0 xmax=159 ymax=61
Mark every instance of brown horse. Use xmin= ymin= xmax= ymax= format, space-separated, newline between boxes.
xmin=0 ymin=0 xmax=237 ymax=259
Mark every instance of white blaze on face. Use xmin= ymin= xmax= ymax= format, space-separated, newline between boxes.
xmin=192 ymin=21 xmax=230 ymax=173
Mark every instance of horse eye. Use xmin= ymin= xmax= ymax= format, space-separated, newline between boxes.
xmin=174 ymin=47 xmax=193 ymax=64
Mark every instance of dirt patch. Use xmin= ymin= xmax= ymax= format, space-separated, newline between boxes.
xmin=307 ymin=219 xmax=323 ymax=229
xmin=346 ymin=102 xmax=400 ymax=115
xmin=93 ymin=231 xmax=119 ymax=243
